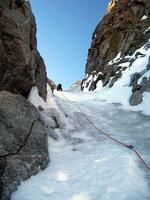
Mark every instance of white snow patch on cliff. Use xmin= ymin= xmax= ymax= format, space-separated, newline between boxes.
xmin=94 ymin=43 xmax=150 ymax=116
xmin=141 ymin=15 xmax=148 ymax=20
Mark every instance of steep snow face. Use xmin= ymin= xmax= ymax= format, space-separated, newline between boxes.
xmin=11 ymin=89 xmax=150 ymax=200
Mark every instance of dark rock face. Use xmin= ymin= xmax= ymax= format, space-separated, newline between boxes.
xmin=0 ymin=91 xmax=49 ymax=200
xmin=82 ymin=0 xmax=150 ymax=105
xmin=129 ymin=90 xmax=143 ymax=105
xmin=0 ymin=1 xmax=50 ymax=199
xmin=0 ymin=0 xmax=47 ymax=100
xmin=129 ymin=73 xmax=150 ymax=105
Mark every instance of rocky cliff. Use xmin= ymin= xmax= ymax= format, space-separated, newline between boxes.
xmin=82 ymin=0 xmax=150 ymax=106
xmin=0 ymin=0 xmax=47 ymax=100
xmin=0 ymin=1 xmax=49 ymax=199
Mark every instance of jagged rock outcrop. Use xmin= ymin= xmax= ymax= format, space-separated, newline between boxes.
xmin=0 ymin=0 xmax=47 ymax=100
xmin=82 ymin=0 xmax=150 ymax=105
xmin=67 ymin=80 xmax=82 ymax=92
xmin=47 ymin=78 xmax=57 ymax=92
xmin=72 ymin=80 xmax=82 ymax=88
xmin=0 ymin=91 xmax=49 ymax=200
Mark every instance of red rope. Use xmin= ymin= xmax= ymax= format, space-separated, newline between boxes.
xmin=60 ymin=92 xmax=150 ymax=172
xmin=133 ymin=149 xmax=150 ymax=171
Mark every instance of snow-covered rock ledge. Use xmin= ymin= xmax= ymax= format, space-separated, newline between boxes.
xmin=82 ymin=42 xmax=150 ymax=116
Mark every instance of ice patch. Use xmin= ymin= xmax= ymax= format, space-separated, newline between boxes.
xmin=28 ymin=86 xmax=48 ymax=109
xmin=40 ymin=186 xmax=54 ymax=194
xmin=96 ymin=80 xmax=103 ymax=90
xmin=54 ymin=170 xmax=70 ymax=182
xmin=141 ymin=15 xmax=148 ymax=20
xmin=70 ymin=193 xmax=91 ymax=200
xmin=144 ymin=26 xmax=150 ymax=34
xmin=109 ymin=52 xmax=121 ymax=65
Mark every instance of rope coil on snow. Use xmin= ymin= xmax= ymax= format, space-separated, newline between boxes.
xmin=60 ymin=92 xmax=150 ymax=172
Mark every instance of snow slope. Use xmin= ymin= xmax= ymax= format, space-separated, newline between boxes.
xmin=83 ymin=41 xmax=150 ymax=115
xmin=11 ymin=88 xmax=150 ymax=200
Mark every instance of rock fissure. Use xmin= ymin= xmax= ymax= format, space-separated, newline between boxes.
xmin=0 ymin=120 xmax=36 ymax=158
xmin=0 ymin=91 xmax=49 ymax=200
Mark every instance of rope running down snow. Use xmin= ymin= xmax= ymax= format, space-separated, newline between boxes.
xmin=60 ymin=92 xmax=150 ymax=172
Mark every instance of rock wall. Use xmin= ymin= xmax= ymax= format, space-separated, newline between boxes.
xmin=82 ymin=0 xmax=150 ymax=105
xmin=0 ymin=0 xmax=47 ymax=100
xmin=0 ymin=91 xmax=49 ymax=200
xmin=0 ymin=1 xmax=50 ymax=199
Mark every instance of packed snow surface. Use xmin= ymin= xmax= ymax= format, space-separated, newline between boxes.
xmin=11 ymin=88 xmax=150 ymax=200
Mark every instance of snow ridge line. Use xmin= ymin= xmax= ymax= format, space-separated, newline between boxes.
xmin=60 ymin=92 xmax=150 ymax=173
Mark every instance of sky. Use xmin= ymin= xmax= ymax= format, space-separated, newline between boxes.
xmin=30 ymin=0 xmax=110 ymax=88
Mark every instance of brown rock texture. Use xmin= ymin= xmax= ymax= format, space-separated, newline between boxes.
xmin=82 ymin=0 xmax=150 ymax=105
xmin=0 ymin=0 xmax=47 ymax=100
xmin=85 ymin=0 xmax=150 ymax=75
xmin=47 ymin=78 xmax=57 ymax=92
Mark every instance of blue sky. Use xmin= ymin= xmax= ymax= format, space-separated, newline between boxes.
xmin=30 ymin=0 xmax=110 ymax=88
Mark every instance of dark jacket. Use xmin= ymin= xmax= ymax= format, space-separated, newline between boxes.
xmin=57 ymin=84 xmax=63 ymax=91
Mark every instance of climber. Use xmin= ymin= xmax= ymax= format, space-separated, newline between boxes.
xmin=57 ymin=83 xmax=63 ymax=91
xmin=51 ymin=84 xmax=56 ymax=95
